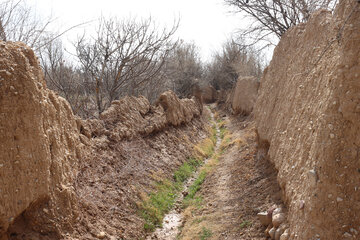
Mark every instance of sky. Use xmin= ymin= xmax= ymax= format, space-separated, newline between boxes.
xmin=26 ymin=0 xmax=248 ymax=62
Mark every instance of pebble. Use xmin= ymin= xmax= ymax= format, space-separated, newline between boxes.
xmin=280 ymin=229 xmax=289 ymax=240
xmin=272 ymin=213 xmax=286 ymax=228
xmin=336 ymin=197 xmax=343 ymax=202
xmin=299 ymin=200 xmax=305 ymax=210
xmin=273 ymin=207 xmax=283 ymax=216
xmin=257 ymin=211 xmax=271 ymax=226
xmin=265 ymin=224 xmax=272 ymax=237
xmin=343 ymin=232 xmax=352 ymax=238
xmin=350 ymin=228 xmax=358 ymax=235
xmin=96 ymin=232 xmax=106 ymax=239
xmin=269 ymin=227 xmax=276 ymax=239
xmin=275 ymin=226 xmax=286 ymax=240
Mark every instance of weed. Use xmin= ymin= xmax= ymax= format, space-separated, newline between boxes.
xmin=140 ymin=179 xmax=178 ymax=231
xmin=174 ymin=162 xmax=195 ymax=183
xmin=192 ymin=216 xmax=206 ymax=224
xmin=240 ymin=220 xmax=252 ymax=229
xmin=200 ymin=227 xmax=213 ymax=240
xmin=188 ymin=171 xmax=206 ymax=198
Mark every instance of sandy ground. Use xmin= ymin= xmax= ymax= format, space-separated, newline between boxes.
xmin=180 ymin=113 xmax=284 ymax=240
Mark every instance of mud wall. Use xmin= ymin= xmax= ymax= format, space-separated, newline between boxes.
xmin=0 ymin=41 xmax=83 ymax=238
xmin=201 ymin=85 xmax=217 ymax=103
xmin=254 ymin=1 xmax=360 ymax=239
xmin=0 ymin=41 xmax=204 ymax=239
xmin=230 ymin=76 xmax=259 ymax=115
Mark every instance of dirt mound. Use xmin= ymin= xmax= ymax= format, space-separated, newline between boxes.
xmin=229 ymin=76 xmax=259 ymax=115
xmin=0 ymin=41 xmax=83 ymax=238
xmin=84 ymin=90 xmax=202 ymax=142
xmin=254 ymin=1 xmax=360 ymax=239
xmin=202 ymin=85 xmax=217 ymax=103
xmin=157 ymin=90 xmax=201 ymax=126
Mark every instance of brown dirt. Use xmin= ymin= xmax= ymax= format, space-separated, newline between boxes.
xmin=180 ymin=113 xmax=283 ymax=240
xmin=72 ymin=116 xmax=209 ymax=240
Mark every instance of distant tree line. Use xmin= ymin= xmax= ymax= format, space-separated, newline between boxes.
xmin=1 ymin=0 xmax=338 ymax=117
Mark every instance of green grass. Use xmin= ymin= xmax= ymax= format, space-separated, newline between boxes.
xmin=200 ymin=227 xmax=213 ymax=240
xmin=174 ymin=158 xmax=201 ymax=183
xmin=140 ymin=157 xmax=204 ymax=231
xmin=183 ymin=170 xmax=207 ymax=208
xmin=140 ymin=179 xmax=178 ymax=231
xmin=240 ymin=220 xmax=252 ymax=229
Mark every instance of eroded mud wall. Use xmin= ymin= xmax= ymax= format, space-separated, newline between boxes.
xmin=0 ymin=41 xmax=82 ymax=238
xmin=254 ymin=1 xmax=360 ymax=239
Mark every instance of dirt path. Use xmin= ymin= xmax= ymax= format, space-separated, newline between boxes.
xmin=179 ymin=112 xmax=284 ymax=240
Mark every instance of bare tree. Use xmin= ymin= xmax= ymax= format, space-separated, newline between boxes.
xmin=38 ymin=37 xmax=94 ymax=117
xmin=162 ymin=41 xmax=203 ymax=98
xmin=205 ymin=39 xmax=262 ymax=90
xmin=0 ymin=0 xmax=53 ymax=49
xmin=225 ymin=0 xmax=338 ymax=46
xmin=75 ymin=16 xmax=178 ymax=113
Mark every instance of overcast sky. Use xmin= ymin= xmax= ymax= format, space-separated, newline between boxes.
xmin=26 ymin=0 xmax=247 ymax=62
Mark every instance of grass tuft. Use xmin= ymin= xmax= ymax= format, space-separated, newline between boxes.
xmin=200 ymin=227 xmax=213 ymax=240
xmin=240 ymin=220 xmax=252 ymax=229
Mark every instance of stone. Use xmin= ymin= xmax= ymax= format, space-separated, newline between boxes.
xmin=269 ymin=227 xmax=276 ymax=239
xmin=299 ymin=200 xmax=305 ymax=210
xmin=272 ymin=207 xmax=283 ymax=216
xmin=275 ymin=225 xmax=288 ymax=240
xmin=97 ymin=232 xmax=106 ymax=239
xmin=280 ymin=229 xmax=290 ymax=240
xmin=272 ymin=213 xmax=286 ymax=228
xmin=257 ymin=211 xmax=272 ymax=226
xmin=265 ymin=224 xmax=273 ymax=237
xmin=350 ymin=228 xmax=358 ymax=235
xmin=267 ymin=205 xmax=277 ymax=218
